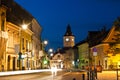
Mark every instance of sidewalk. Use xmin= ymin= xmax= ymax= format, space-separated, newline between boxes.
xmin=97 ymin=71 xmax=117 ymax=80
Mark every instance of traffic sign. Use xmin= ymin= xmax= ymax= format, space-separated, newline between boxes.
xmin=93 ymin=47 xmax=97 ymax=56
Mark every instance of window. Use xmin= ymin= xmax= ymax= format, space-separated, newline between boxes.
xmin=22 ymin=38 xmax=24 ymax=50
xmin=1 ymin=12 xmax=5 ymax=31
xmin=26 ymin=40 xmax=28 ymax=51
xmin=1 ymin=20 xmax=4 ymax=31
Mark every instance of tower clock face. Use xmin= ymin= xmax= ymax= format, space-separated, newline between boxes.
xmin=65 ymin=38 xmax=69 ymax=42
xmin=72 ymin=38 xmax=74 ymax=41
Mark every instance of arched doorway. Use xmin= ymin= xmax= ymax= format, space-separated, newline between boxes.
xmin=13 ymin=57 xmax=16 ymax=71
xmin=7 ymin=55 xmax=10 ymax=71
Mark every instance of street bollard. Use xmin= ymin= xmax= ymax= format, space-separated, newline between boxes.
xmin=90 ymin=70 xmax=93 ymax=80
xmin=82 ymin=74 xmax=85 ymax=80
xmin=87 ymin=72 xmax=89 ymax=80
xmin=92 ymin=71 xmax=94 ymax=80
xmin=94 ymin=68 xmax=97 ymax=80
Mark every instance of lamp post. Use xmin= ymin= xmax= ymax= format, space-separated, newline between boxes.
xmin=40 ymin=40 xmax=48 ymax=69
xmin=93 ymin=47 xmax=98 ymax=80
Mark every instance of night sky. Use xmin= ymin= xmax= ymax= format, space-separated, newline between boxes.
xmin=14 ymin=0 xmax=120 ymax=51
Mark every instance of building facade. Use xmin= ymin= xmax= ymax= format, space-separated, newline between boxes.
xmin=31 ymin=19 xmax=42 ymax=69
xmin=50 ymin=53 xmax=64 ymax=69
xmin=0 ymin=0 xmax=42 ymax=71
xmin=85 ymin=23 xmax=120 ymax=70
xmin=102 ymin=24 xmax=120 ymax=70
xmin=0 ymin=5 xmax=8 ymax=71
xmin=75 ymin=40 xmax=89 ymax=69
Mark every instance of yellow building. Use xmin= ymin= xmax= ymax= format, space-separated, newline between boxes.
xmin=88 ymin=23 xmax=120 ymax=70
xmin=6 ymin=22 xmax=20 ymax=71
xmin=0 ymin=0 xmax=42 ymax=71
xmin=0 ymin=5 xmax=8 ymax=71
xmin=103 ymin=24 xmax=120 ymax=70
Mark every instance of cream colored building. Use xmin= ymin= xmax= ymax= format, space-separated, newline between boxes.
xmin=31 ymin=19 xmax=42 ymax=69
xmin=50 ymin=53 xmax=64 ymax=69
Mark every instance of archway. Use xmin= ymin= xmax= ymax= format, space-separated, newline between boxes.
xmin=13 ymin=57 xmax=16 ymax=71
xmin=7 ymin=55 xmax=10 ymax=71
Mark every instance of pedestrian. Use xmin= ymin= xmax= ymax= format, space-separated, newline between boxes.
xmin=73 ymin=78 xmax=76 ymax=80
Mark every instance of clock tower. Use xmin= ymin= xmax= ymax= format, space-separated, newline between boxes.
xmin=63 ymin=24 xmax=75 ymax=48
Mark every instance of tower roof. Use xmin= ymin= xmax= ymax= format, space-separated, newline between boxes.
xmin=64 ymin=24 xmax=73 ymax=36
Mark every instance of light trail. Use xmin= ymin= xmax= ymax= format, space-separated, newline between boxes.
xmin=0 ymin=69 xmax=62 ymax=76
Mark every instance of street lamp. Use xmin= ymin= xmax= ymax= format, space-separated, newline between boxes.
xmin=50 ymin=53 xmax=53 ymax=57
xmin=48 ymin=48 xmax=53 ymax=53
xmin=48 ymin=48 xmax=54 ymax=59
xmin=22 ymin=24 xmax=28 ymax=30
xmin=43 ymin=40 xmax=48 ymax=46
xmin=41 ymin=40 xmax=48 ymax=51
xmin=40 ymin=40 xmax=48 ymax=69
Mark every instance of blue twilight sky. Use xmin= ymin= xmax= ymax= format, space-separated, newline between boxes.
xmin=14 ymin=0 xmax=120 ymax=51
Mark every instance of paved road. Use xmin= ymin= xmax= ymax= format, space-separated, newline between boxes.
xmin=0 ymin=71 xmax=86 ymax=80
xmin=0 ymin=70 xmax=118 ymax=80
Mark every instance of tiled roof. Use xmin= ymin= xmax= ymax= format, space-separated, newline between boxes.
xmin=87 ymin=29 xmax=109 ymax=47
xmin=74 ymin=27 xmax=109 ymax=48
xmin=74 ymin=39 xmax=88 ymax=47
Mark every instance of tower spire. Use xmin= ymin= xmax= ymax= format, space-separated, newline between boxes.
xmin=64 ymin=24 xmax=73 ymax=36
xmin=63 ymin=24 xmax=75 ymax=47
